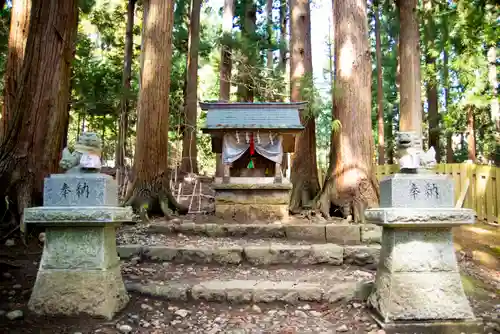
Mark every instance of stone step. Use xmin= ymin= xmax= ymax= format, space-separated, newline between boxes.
xmin=122 ymin=262 xmax=374 ymax=305
xmin=146 ymin=221 xmax=382 ymax=244
xmin=116 ymin=234 xmax=380 ymax=267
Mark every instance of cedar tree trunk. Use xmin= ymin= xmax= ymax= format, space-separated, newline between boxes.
xmin=424 ymin=0 xmax=440 ymax=161
xmin=124 ymin=0 xmax=187 ymax=217
xmin=443 ymin=33 xmax=454 ymax=163
xmin=266 ymin=0 xmax=273 ymax=70
xmin=397 ymin=0 xmax=422 ymax=134
xmin=1 ymin=0 xmax=31 ymax=140
xmin=317 ymin=0 xmax=379 ymax=222
xmin=374 ymin=1 xmax=384 ymax=165
xmin=180 ymin=0 xmax=201 ymax=174
xmin=237 ymin=0 xmax=256 ymax=102
xmin=0 ymin=0 xmax=78 ymax=226
xmin=467 ymin=106 xmax=476 ymax=161
xmin=289 ymin=0 xmax=320 ymax=212
xmin=487 ymin=46 xmax=499 ymax=166
xmin=279 ymin=0 xmax=287 ymax=73
xmin=117 ymin=0 xmax=136 ymax=195
xmin=216 ymin=0 xmax=235 ymax=177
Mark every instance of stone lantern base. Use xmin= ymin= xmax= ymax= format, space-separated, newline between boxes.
xmin=365 ymin=207 xmax=482 ymax=333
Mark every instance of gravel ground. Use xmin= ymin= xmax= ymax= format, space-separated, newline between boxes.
xmin=117 ymin=224 xmax=314 ymax=247
xmin=121 ymin=262 xmax=375 ymax=284
xmin=0 ymin=228 xmax=498 ymax=334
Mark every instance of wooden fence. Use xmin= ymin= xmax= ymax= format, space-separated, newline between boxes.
xmin=376 ymin=163 xmax=499 ymax=225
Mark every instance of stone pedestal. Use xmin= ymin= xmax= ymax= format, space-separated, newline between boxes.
xmin=24 ymin=174 xmax=132 ymax=320
xmin=213 ymin=181 xmax=292 ymax=221
xmin=365 ymin=173 xmax=480 ymax=332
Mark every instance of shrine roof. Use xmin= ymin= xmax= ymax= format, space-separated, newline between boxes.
xmin=200 ymin=102 xmax=306 ymax=132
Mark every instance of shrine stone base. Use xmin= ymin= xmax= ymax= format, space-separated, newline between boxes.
xmin=23 ymin=173 xmax=133 ymax=320
xmin=213 ymin=182 xmax=292 ymax=221
xmin=28 ymin=263 xmax=128 ymax=320
xmin=365 ymin=208 xmax=477 ymax=328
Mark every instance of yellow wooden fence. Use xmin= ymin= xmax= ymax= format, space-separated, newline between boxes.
xmin=376 ymin=163 xmax=499 ymax=224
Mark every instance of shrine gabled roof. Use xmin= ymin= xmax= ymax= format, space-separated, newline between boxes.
xmin=199 ymin=102 xmax=306 ymax=132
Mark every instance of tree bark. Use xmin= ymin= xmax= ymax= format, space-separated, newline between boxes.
xmin=374 ymin=1 xmax=384 ymax=165
xmin=289 ymin=0 xmax=320 ymax=212
xmin=1 ymin=0 xmax=31 ymax=141
xmin=487 ymin=46 xmax=499 ymax=166
xmin=467 ymin=106 xmax=476 ymax=162
xmin=124 ymin=0 xmax=187 ymax=217
xmin=443 ymin=30 xmax=454 ymax=163
xmin=424 ymin=0 xmax=440 ymax=161
xmin=116 ymin=0 xmax=136 ymax=195
xmin=237 ymin=0 xmax=256 ymax=102
xmin=317 ymin=0 xmax=379 ymax=222
xmin=43 ymin=7 xmax=78 ymax=176
xmin=0 ymin=0 xmax=78 ymax=227
xmin=397 ymin=0 xmax=422 ymax=135
xmin=180 ymin=0 xmax=201 ymax=174
xmin=266 ymin=0 xmax=273 ymax=70
xmin=216 ymin=0 xmax=235 ymax=177
xmin=279 ymin=0 xmax=287 ymax=73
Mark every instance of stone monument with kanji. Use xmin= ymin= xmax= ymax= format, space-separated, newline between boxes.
xmin=23 ymin=132 xmax=132 ymax=319
xmin=200 ymin=102 xmax=305 ymax=221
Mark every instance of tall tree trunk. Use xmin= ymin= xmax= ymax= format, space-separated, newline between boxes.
xmin=117 ymin=0 xmax=136 ymax=195
xmin=0 ymin=0 xmax=78 ymax=226
xmin=424 ymin=0 xmax=440 ymax=161
xmin=443 ymin=33 xmax=453 ymax=163
xmin=237 ymin=0 xmax=256 ymax=102
xmin=467 ymin=106 xmax=476 ymax=162
xmin=1 ymin=0 xmax=31 ymax=140
xmin=374 ymin=1 xmax=384 ymax=165
xmin=216 ymin=0 xmax=235 ymax=177
xmin=279 ymin=0 xmax=287 ymax=72
xmin=289 ymin=0 xmax=319 ymax=212
xmin=124 ymin=0 xmax=187 ymax=217
xmin=487 ymin=46 xmax=499 ymax=166
xmin=397 ymin=0 xmax=422 ymax=135
xmin=266 ymin=0 xmax=273 ymax=70
xmin=180 ymin=0 xmax=201 ymax=174
xmin=43 ymin=8 xmax=78 ymax=176
xmin=317 ymin=0 xmax=379 ymax=222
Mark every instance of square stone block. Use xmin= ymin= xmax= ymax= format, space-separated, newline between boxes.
xmin=28 ymin=265 xmax=128 ymax=320
xmin=361 ymin=224 xmax=382 ymax=243
xmin=44 ymin=174 xmax=118 ymax=207
xmin=380 ymin=174 xmax=454 ymax=208
xmin=369 ymin=271 xmax=474 ymax=321
xmin=41 ymin=226 xmax=119 ymax=270
xmin=379 ymin=228 xmax=459 ymax=273
xmin=326 ymin=224 xmax=361 ymax=244
xmin=215 ymin=203 xmax=288 ymax=221
xmin=285 ymin=225 xmax=325 ymax=241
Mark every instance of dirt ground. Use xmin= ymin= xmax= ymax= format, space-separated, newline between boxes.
xmin=0 ymin=233 xmax=499 ymax=334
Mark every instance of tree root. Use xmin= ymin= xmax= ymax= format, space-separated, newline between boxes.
xmin=123 ymin=172 xmax=189 ymax=219
xmin=314 ymin=174 xmax=379 ymax=223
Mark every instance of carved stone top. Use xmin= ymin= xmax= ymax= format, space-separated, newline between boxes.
xmin=59 ymin=132 xmax=103 ymax=174
xmin=396 ymin=131 xmax=436 ymax=171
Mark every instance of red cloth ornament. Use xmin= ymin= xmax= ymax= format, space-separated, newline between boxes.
xmin=249 ymin=132 xmax=255 ymax=156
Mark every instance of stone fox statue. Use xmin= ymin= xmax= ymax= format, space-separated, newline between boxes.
xmin=60 ymin=132 xmax=103 ymax=173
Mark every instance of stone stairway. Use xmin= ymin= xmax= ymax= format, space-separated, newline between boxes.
xmin=116 ymin=220 xmax=382 ymax=306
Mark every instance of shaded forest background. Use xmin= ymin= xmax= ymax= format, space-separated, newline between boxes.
xmin=0 ymin=0 xmax=497 ymax=230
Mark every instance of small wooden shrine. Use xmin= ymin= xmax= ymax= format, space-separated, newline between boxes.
xmin=200 ymin=101 xmax=305 ymax=221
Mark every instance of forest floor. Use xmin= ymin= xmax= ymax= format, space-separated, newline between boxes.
xmin=0 ymin=221 xmax=499 ymax=334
